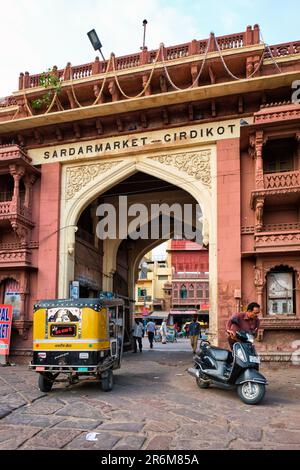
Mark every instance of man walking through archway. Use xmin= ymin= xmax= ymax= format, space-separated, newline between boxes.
xmin=189 ymin=315 xmax=201 ymax=353
xmin=146 ymin=319 xmax=156 ymax=349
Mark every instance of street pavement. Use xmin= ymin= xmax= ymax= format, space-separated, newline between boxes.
xmin=0 ymin=338 xmax=300 ymax=450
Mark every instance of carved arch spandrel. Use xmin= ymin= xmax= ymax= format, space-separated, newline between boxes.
xmin=148 ymin=150 xmax=212 ymax=188
xmin=65 ymin=161 xmax=123 ymax=200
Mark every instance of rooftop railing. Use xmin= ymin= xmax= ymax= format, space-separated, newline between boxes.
xmin=16 ymin=26 xmax=263 ymax=91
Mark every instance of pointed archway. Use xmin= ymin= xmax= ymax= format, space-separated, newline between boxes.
xmin=58 ymin=149 xmax=218 ymax=342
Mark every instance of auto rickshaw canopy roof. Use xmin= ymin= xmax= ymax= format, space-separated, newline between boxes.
xmin=34 ymin=298 xmax=124 ymax=312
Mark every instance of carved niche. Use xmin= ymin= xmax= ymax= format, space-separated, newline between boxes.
xmin=255 ymin=197 xmax=265 ymax=232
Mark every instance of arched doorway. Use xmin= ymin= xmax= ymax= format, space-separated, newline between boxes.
xmin=58 ymin=151 xmax=217 ymax=343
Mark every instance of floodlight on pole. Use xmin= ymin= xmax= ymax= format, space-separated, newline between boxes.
xmin=87 ymin=29 xmax=106 ymax=61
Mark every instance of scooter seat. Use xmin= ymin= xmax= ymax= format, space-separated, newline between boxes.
xmin=207 ymin=346 xmax=229 ymax=362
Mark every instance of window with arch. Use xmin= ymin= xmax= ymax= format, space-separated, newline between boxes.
xmin=188 ymin=283 xmax=194 ymax=298
xmin=266 ymin=267 xmax=295 ymax=315
xmin=180 ymin=284 xmax=187 ymax=299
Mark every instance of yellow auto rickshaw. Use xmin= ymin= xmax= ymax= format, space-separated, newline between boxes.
xmin=29 ymin=296 xmax=124 ymax=392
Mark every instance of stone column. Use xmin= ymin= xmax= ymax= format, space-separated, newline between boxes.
xmin=23 ymin=174 xmax=36 ymax=209
xmin=254 ymin=131 xmax=264 ymax=190
xmin=9 ymin=165 xmax=25 ymax=207
xmin=254 ymin=265 xmax=266 ymax=315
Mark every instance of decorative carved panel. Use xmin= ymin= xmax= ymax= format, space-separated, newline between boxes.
xmin=149 ymin=151 xmax=211 ymax=188
xmin=65 ymin=161 xmax=122 ymax=200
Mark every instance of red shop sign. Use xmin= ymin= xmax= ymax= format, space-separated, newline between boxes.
xmin=0 ymin=305 xmax=13 ymax=356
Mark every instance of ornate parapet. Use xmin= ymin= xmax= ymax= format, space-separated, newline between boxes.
xmin=254 ymin=103 xmax=300 ymax=124
xmin=0 ymin=144 xmax=33 ymax=165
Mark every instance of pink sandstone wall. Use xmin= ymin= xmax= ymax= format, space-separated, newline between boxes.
xmin=9 ymin=178 xmax=41 ymax=354
xmin=36 ymin=162 xmax=61 ymax=300
xmin=217 ymin=138 xmax=241 ymax=347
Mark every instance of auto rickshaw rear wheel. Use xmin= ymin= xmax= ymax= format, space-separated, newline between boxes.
xmin=101 ymin=369 xmax=114 ymax=392
xmin=38 ymin=372 xmax=54 ymax=392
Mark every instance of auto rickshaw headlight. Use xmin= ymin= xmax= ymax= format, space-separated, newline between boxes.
xmin=79 ymin=352 xmax=89 ymax=359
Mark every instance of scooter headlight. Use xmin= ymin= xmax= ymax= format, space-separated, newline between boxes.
xmin=235 ymin=346 xmax=247 ymax=363
xmin=246 ymin=333 xmax=254 ymax=343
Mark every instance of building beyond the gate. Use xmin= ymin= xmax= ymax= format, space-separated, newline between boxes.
xmin=1 ymin=25 xmax=300 ymax=361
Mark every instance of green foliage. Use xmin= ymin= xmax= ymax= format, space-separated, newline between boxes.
xmin=31 ymin=68 xmax=61 ymax=110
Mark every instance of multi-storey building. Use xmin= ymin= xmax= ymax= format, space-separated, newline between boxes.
xmin=135 ymin=253 xmax=172 ymax=316
xmin=168 ymin=240 xmax=209 ymax=325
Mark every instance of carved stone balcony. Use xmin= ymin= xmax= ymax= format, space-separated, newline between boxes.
xmin=264 ymin=170 xmax=300 ymax=192
xmin=0 ymin=243 xmax=32 ymax=267
xmin=254 ymin=229 xmax=300 ymax=253
xmin=0 ymin=199 xmax=34 ymax=231
xmin=251 ymin=170 xmax=300 ymax=207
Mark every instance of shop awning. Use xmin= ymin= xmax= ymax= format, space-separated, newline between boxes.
xmin=146 ymin=311 xmax=169 ymax=320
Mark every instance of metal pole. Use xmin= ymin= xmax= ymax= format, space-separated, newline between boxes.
xmin=98 ymin=49 xmax=106 ymax=62
xmin=142 ymin=19 xmax=148 ymax=50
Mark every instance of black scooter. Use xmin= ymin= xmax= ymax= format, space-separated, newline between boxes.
xmin=188 ymin=331 xmax=267 ymax=405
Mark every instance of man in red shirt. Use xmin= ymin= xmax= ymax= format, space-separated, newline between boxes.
xmin=226 ymin=302 xmax=261 ymax=350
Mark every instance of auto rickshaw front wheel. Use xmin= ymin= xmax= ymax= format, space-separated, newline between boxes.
xmin=101 ymin=369 xmax=114 ymax=392
xmin=38 ymin=372 xmax=54 ymax=392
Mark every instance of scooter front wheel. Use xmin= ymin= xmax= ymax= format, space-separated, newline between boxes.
xmin=237 ymin=381 xmax=265 ymax=405
xmin=196 ymin=377 xmax=210 ymax=389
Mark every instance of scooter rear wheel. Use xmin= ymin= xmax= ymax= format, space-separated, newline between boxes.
xmin=237 ymin=381 xmax=265 ymax=405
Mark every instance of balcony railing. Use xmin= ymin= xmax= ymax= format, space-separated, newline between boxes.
xmin=264 ymin=41 xmax=300 ymax=58
xmin=217 ymin=32 xmax=244 ymax=49
xmin=172 ymin=298 xmax=209 ymax=305
xmin=172 ymin=272 xmax=209 ymax=279
xmin=0 ymin=200 xmax=32 ymax=222
xmin=16 ymin=27 xmax=262 ymax=91
xmin=264 ymin=170 xmax=300 ymax=190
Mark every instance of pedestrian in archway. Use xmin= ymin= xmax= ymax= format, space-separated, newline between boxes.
xmin=160 ymin=320 xmax=167 ymax=344
xmin=146 ymin=319 xmax=156 ymax=349
xmin=188 ymin=315 xmax=201 ymax=353
xmin=132 ymin=318 xmax=144 ymax=353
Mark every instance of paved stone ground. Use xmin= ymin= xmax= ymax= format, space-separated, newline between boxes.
xmin=0 ymin=338 xmax=300 ymax=450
